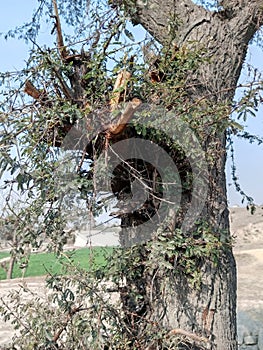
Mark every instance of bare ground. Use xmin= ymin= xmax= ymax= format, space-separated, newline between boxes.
xmin=230 ymin=207 xmax=263 ymax=311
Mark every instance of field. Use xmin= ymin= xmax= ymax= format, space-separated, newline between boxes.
xmin=0 ymin=247 xmax=113 ymax=280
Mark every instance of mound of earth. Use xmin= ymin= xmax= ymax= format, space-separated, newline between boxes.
xmin=230 ymin=206 xmax=263 ymax=249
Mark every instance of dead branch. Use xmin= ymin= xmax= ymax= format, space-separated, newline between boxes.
xmin=110 ymin=70 xmax=132 ymax=111
xmin=168 ymin=328 xmax=210 ymax=343
xmin=24 ymin=80 xmax=53 ymax=107
xmin=52 ymin=0 xmax=68 ymax=60
xmin=24 ymin=80 xmax=42 ymax=100
xmin=103 ymin=97 xmax=141 ymax=162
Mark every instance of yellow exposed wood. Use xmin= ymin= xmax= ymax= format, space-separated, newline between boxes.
xmin=110 ymin=70 xmax=131 ymax=111
xmin=108 ymin=98 xmax=142 ymax=136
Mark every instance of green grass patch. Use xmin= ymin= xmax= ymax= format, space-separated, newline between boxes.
xmin=0 ymin=251 xmax=10 ymax=259
xmin=0 ymin=247 xmax=114 ymax=280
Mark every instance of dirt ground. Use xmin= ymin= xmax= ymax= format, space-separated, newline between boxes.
xmin=0 ymin=206 xmax=263 ymax=347
xmin=230 ymin=207 xmax=263 ymax=310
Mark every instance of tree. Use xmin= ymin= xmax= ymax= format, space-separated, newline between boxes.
xmin=0 ymin=214 xmax=19 ymax=279
xmin=0 ymin=0 xmax=263 ymax=349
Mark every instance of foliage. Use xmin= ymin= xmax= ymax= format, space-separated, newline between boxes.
xmin=1 ymin=234 xmax=222 ymax=349
xmin=0 ymin=0 xmax=263 ymax=349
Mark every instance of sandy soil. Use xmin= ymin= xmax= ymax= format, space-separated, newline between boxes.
xmin=230 ymin=207 xmax=263 ymax=310
xmin=0 ymin=207 xmax=263 ymax=347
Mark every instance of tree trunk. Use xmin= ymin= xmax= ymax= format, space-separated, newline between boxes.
xmin=7 ymin=255 xmax=15 ymax=280
xmin=111 ymin=1 xmax=263 ymax=349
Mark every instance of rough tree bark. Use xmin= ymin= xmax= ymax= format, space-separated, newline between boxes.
xmin=111 ymin=1 xmax=263 ymax=349
xmin=23 ymin=1 xmax=263 ymax=348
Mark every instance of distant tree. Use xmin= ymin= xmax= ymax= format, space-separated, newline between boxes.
xmin=0 ymin=0 xmax=263 ymax=349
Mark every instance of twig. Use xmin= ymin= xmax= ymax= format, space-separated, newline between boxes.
xmin=53 ymin=305 xmax=88 ymax=343
xmin=102 ymin=20 xmax=123 ymax=56
xmin=52 ymin=0 xmax=68 ymax=60
xmin=0 ymin=297 xmax=33 ymax=336
xmin=76 ymin=149 xmax=87 ymax=173
xmin=29 ymin=38 xmax=73 ymax=100
xmin=107 ymin=144 xmax=177 ymax=206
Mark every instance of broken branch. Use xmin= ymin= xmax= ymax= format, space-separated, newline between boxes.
xmin=24 ymin=80 xmax=52 ymax=106
xmin=110 ymin=70 xmax=132 ymax=111
xmin=108 ymin=97 xmax=142 ymax=136
xmin=24 ymin=80 xmax=42 ymax=100
xmin=52 ymin=0 xmax=68 ymax=60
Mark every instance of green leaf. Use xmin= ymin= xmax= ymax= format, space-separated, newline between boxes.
xmin=124 ymin=29 xmax=135 ymax=42
xmin=230 ymin=121 xmax=244 ymax=131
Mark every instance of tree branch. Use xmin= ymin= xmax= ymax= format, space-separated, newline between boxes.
xmin=24 ymin=80 xmax=42 ymax=100
xmin=219 ymin=0 xmax=263 ymax=26
xmin=52 ymin=305 xmax=89 ymax=344
xmin=52 ymin=0 xmax=68 ymax=60
xmin=110 ymin=70 xmax=132 ymax=111
xmin=29 ymin=37 xmax=73 ymax=100
xmin=115 ymin=0 xmax=263 ymax=48
xmin=24 ymin=80 xmax=52 ymax=106
xmin=112 ymin=0 xmax=208 ymax=45
xmin=107 ymin=97 xmax=142 ymax=136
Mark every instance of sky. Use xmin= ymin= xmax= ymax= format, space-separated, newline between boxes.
xmin=0 ymin=0 xmax=263 ymax=207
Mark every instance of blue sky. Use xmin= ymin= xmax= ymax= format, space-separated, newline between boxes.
xmin=226 ymin=43 xmax=263 ymax=206
xmin=0 ymin=0 xmax=263 ymax=207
